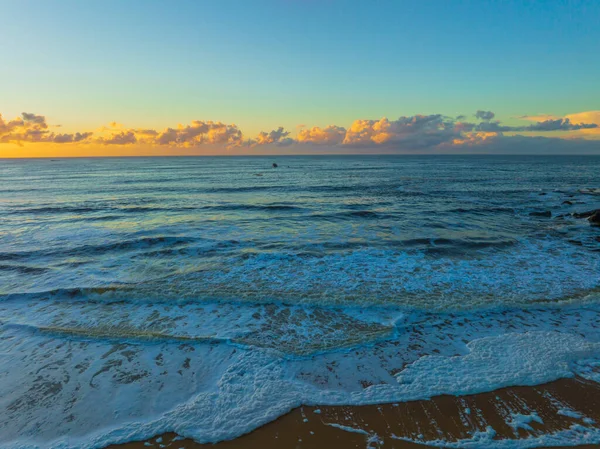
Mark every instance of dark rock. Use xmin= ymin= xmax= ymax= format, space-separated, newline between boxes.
xmin=589 ymin=211 xmax=600 ymax=225
xmin=579 ymin=188 xmax=600 ymax=196
xmin=562 ymin=200 xmax=573 ymax=205
xmin=529 ymin=211 xmax=552 ymax=217
xmin=573 ymin=209 xmax=599 ymax=219
xmin=272 ymin=163 xmax=278 ymax=168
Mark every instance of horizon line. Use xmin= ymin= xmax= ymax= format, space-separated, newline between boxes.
xmin=3 ymin=153 xmax=600 ymax=160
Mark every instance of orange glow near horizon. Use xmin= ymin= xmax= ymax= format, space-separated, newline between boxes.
xmin=0 ymin=143 xmax=259 ymax=158
xmin=2 ymin=110 xmax=600 ymax=158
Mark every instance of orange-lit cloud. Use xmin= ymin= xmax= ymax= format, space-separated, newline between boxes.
xmin=565 ymin=111 xmax=600 ymax=125
xmin=0 ymin=112 xmax=93 ymax=145
xmin=93 ymin=120 xmax=245 ymax=148
xmin=564 ymin=111 xmax=600 ymax=138
xmin=452 ymin=131 xmax=499 ymax=146
xmin=97 ymin=130 xmax=138 ymax=145
xmin=248 ymin=127 xmax=294 ymax=147
xmin=517 ymin=111 xmax=600 ymax=139
xmin=2 ymin=110 xmax=600 ymax=156
xmin=297 ymin=125 xmax=346 ymax=145
xmin=343 ymin=115 xmax=459 ymax=148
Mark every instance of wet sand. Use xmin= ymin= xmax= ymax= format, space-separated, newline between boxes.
xmin=110 ymin=377 xmax=600 ymax=449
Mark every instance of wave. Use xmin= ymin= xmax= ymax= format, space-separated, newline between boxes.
xmin=317 ymin=210 xmax=398 ymax=220
xmin=272 ymin=236 xmax=520 ymax=253
xmin=399 ymin=236 xmax=518 ymax=252
xmin=6 ymin=206 xmax=102 ymax=214
xmin=448 ymin=206 xmax=516 ymax=214
xmin=5 ymin=203 xmax=307 ymax=216
xmin=64 ymin=214 xmax=125 ymax=222
xmin=116 ymin=176 xmax=211 ymax=184
xmin=0 ymin=235 xmax=200 ymax=261
xmin=201 ymin=203 xmax=306 ymax=212
xmin=5 ymin=205 xmax=195 ymax=215
xmin=2 ymin=235 xmax=598 ymax=309
xmin=0 ymin=264 xmax=49 ymax=274
xmin=206 ymin=185 xmax=288 ymax=193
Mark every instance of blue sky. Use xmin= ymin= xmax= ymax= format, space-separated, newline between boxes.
xmin=1 ymin=0 xmax=599 ymax=155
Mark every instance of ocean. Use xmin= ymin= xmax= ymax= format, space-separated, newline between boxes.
xmin=1 ymin=155 xmax=600 ymax=448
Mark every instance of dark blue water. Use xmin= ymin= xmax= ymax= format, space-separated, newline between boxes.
xmin=1 ymin=156 xmax=599 ymax=306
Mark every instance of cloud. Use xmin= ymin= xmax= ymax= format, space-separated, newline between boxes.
xmin=453 ymin=121 xmax=475 ymax=132
xmin=53 ymin=132 xmax=94 ymax=143
xmin=518 ymin=112 xmax=600 ymax=135
xmin=474 ymin=115 xmax=598 ymax=133
xmin=0 ymin=112 xmax=93 ymax=144
xmin=153 ymin=121 xmax=243 ymax=147
xmin=446 ymin=133 xmax=600 ymax=154
xmin=135 ymin=129 xmax=159 ymax=136
xmin=91 ymin=120 xmax=245 ymax=148
xmin=475 ymin=110 xmax=495 ymax=121
xmin=525 ymin=118 xmax=597 ymax=132
xmin=342 ymin=115 xmax=460 ymax=149
xmin=451 ymin=131 xmax=498 ymax=146
xmin=97 ymin=131 xmax=137 ymax=145
xmin=326 ymin=111 xmax=597 ymax=152
xmin=22 ymin=112 xmax=48 ymax=128
xmin=246 ymin=127 xmax=296 ymax=147
xmin=563 ymin=111 xmax=600 ymax=138
xmin=475 ymin=121 xmax=512 ymax=133
xmin=517 ymin=114 xmax=559 ymax=122
xmin=565 ymin=111 xmax=600 ymax=125
xmin=253 ymin=127 xmax=291 ymax=145
xmin=297 ymin=125 xmax=346 ymax=145
xmin=3 ymin=109 xmax=600 ymax=154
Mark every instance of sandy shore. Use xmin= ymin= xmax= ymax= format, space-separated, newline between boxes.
xmin=109 ymin=377 xmax=600 ymax=449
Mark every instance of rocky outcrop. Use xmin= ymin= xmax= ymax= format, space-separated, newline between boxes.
xmin=529 ymin=211 xmax=552 ymax=217
xmin=567 ymin=209 xmax=600 ymax=225
xmin=573 ymin=209 xmax=598 ymax=219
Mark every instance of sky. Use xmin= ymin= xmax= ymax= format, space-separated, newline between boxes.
xmin=1 ymin=0 xmax=599 ymax=157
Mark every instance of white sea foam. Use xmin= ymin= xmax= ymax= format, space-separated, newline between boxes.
xmin=557 ymin=409 xmax=582 ymax=419
xmin=393 ymin=424 xmax=600 ymax=449
xmin=1 ymin=298 xmax=600 ymax=449
xmin=325 ymin=423 xmax=370 ymax=435
xmin=507 ymin=413 xmax=544 ymax=432
xmin=3 ymin=236 xmax=599 ymax=312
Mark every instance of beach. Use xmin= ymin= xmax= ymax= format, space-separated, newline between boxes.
xmin=111 ymin=378 xmax=600 ymax=448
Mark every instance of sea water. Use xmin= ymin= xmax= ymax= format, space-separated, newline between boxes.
xmin=1 ymin=155 xmax=600 ymax=448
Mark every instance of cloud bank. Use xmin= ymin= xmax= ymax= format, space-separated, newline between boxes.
xmin=1 ymin=110 xmax=599 ymax=154
xmin=0 ymin=113 xmax=93 ymax=145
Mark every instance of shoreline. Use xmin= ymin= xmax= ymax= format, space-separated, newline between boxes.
xmin=109 ymin=377 xmax=600 ymax=449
